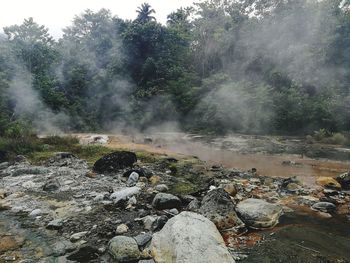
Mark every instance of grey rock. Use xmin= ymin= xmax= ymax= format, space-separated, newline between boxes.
xmin=236 ymin=198 xmax=283 ymax=229
xmin=152 ymin=193 xmax=182 ymax=210
xmin=155 ymin=184 xmax=169 ymax=192
xmin=43 ymin=179 xmax=60 ymax=191
xmin=138 ymin=260 xmax=155 ymax=263
xmin=70 ymin=231 xmax=88 ymax=242
xmin=127 ymin=172 xmax=139 ymax=186
xmin=110 ymin=187 xmax=141 ymax=203
xmin=12 ymin=166 xmax=50 ymax=177
xmin=116 ymin=224 xmax=129 ymax=234
xmin=133 ymin=233 xmax=152 ymax=248
xmin=47 ymin=219 xmax=65 ymax=230
xmin=311 ymin=202 xmax=336 ymax=213
xmin=151 ymin=211 xmax=235 ymax=263
xmin=142 ymin=215 xmax=168 ymax=231
xmin=108 ymin=236 xmax=140 ymax=262
xmin=199 ymin=188 xmax=244 ymax=230
xmin=187 ymin=199 xmax=200 ymax=211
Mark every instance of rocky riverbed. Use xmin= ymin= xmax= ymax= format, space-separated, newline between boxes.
xmin=0 ymin=144 xmax=350 ymax=262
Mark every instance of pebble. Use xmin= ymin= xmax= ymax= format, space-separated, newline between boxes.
xmin=116 ymin=224 xmax=129 ymax=234
xmin=70 ymin=231 xmax=88 ymax=242
xmin=29 ymin=209 xmax=42 ymax=217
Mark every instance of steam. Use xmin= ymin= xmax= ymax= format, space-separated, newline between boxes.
xmin=8 ymin=69 xmax=70 ymax=134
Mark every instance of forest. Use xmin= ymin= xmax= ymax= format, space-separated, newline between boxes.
xmin=1 ymin=0 xmax=350 ymax=138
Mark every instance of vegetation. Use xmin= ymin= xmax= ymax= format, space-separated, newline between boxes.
xmin=1 ymin=0 xmax=350 ymax=143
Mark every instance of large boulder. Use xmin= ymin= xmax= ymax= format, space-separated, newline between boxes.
xmin=236 ymin=198 xmax=283 ymax=229
xmin=108 ymin=236 xmax=140 ymax=262
xmin=152 ymin=193 xmax=182 ymax=210
xmin=93 ymin=151 xmax=137 ymax=173
xmin=199 ymin=188 xmax=244 ymax=230
xmin=336 ymin=172 xmax=350 ymax=189
xmin=151 ymin=211 xmax=235 ymax=263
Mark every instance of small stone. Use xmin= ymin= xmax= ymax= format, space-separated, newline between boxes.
xmin=169 ymin=208 xmax=179 ymax=215
xmin=133 ymin=233 xmax=152 ymax=248
xmin=110 ymin=187 xmax=141 ymax=203
xmin=70 ymin=231 xmax=88 ymax=242
xmin=311 ymin=202 xmax=336 ymax=213
xmin=223 ymin=184 xmax=237 ymax=197
xmin=187 ymin=199 xmax=200 ymax=211
xmin=152 ymin=193 xmax=182 ymax=210
xmin=127 ymin=172 xmax=139 ymax=187
xmin=155 ymin=184 xmax=169 ymax=192
xmin=47 ymin=219 xmax=64 ymax=230
xmin=286 ymin=182 xmax=301 ymax=192
xmin=43 ymin=179 xmax=60 ymax=191
xmin=108 ymin=236 xmax=140 ymax=262
xmin=337 ymin=172 xmax=350 ymax=189
xmin=116 ymin=224 xmax=129 ymax=234
xmin=149 ymin=176 xmax=161 ymax=185
xmin=29 ymin=209 xmax=42 ymax=217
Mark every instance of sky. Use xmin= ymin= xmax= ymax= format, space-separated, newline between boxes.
xmin=0 ymin=0 xmax=195 ymax=39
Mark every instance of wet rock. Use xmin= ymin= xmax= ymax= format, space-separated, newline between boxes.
xmin=108 ymin=236 xmax=140 ymax=262
xmin=337 ymin=172 xmax=350 ymax=189
xmin=52 ymin=239 xmax=76 ymax=256
xmin=236 ymin=198 xmax=283 ymax=229
xmin=311 ymin=202 xmax=336 ymax=213
xmin=66 ymin=246 xmax=99 ymax=262
xmin=127 ymin=172 xmax=139 ymax=187
xmin=47 ymin=219 xmax=65 ymax=230
xmin=43 ymin=179 xmax=60 ymax=191
xmin=134 ymin=233 xmax=152 ymax=248
xmin=199 ymin=188 xmax=244 ymax=230
xmin=116 ymin=224 xmax=129 ymax=234
xmin=29 ymin=209 xmax=42 ymax=217
xmin=70 ymin=231 xmax=88 ymax=242
xmin=316 ymin=177 xmax=341 ymax=190
xmin=151 ymin=211 xmax=235 ymax=263
xmin=155 ymin=184 xmax=169 ymax=192
xmin=152 ymin=193 xmax=182 ymax=210
xmin=93 ymin=151 xmax=137 ymax=173
xmin=110 ymin=187 xmax=141 ymax=203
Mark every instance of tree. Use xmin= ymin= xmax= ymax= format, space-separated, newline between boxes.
xmin=136 ymin=3 xmax=156 ymax=23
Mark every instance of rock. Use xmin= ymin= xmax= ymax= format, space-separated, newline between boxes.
xmin=149 ymin=176 xmax=161 ymax=185
xmin=187 ymin=199 xmax=200 ymax=211
xmin=11 ymin=166 xmax=50 ymax=177
xmin=155 ymin=184 xmax=169 ymax=192
xmin=151 ymin=212 xmax=235 ymax=263
xmin=29 ymin=209 xmax=42 ymax=217
xmin=93 ymin=151 xmax=137 ymax=173
xmin=108 ymin=236 xmax=140 ymax=262
xmin=124 ymin=168 xmax=153 ymax=178
xmin=199 ymin=188 xmax=244 ymax=230
xmin=0 ymin=189 xmax=7 ymax=199
xmin=43 ymin=179 xmax=60 ymax=191
xmin=133 ymin=233 xmax=152 ymax=248
xmin=169 ymin=208 xmax=179 ymax=215
xmin=236 ymin=198 xmax=283 ymax=229
xmin=110 ymin=187 xmax=141 ymax=203
xmin=0 ymin=162 xmax=9 ymax=170
xmin=223 ymin=184 xmax=237 ymax=197
xmin=316 ymin=177 xmax=341 ymax=190
xmin=70 ymin=231 xmax=88 ymax=242
xmin=0 ymin=236 xmax=25 ymax=253
xmin=66 ymin=246 xmax=99 ymax=261
xmin=116 ymin=224 xmax=129 ymax=234
xmin=152 ymin=193 xmax=182 ymax=210
xmin=47 ymin=219 xmax=64 ymax=230
xmin=127 ymin=172 xmax=139 ymax=187
xmin=142 ymin=215 xmax=168 ymax=231
xmin=337 ymin=172 xmax=350 ymax=189
xmin=311 ymin=202 xmax=336 ymax=213
xmin=286 ymin=182 xmax=301 ymax=193
xmin=139 ymin=260 xmax=155 ymax=263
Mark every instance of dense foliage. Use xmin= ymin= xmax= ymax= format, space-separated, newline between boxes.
xmin=1 ymin=0 xmax=350 ymax=136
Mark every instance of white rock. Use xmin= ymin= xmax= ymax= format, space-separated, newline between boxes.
xmin=70 ymin=231 xmax=88 ymax=242
xmin=151 ymin=211 xmax=235 ymax=263
xmin=29 ymin=209 xmax=42 ymax=217
xmin=110 ymin=187 xmax=141 ymax=203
